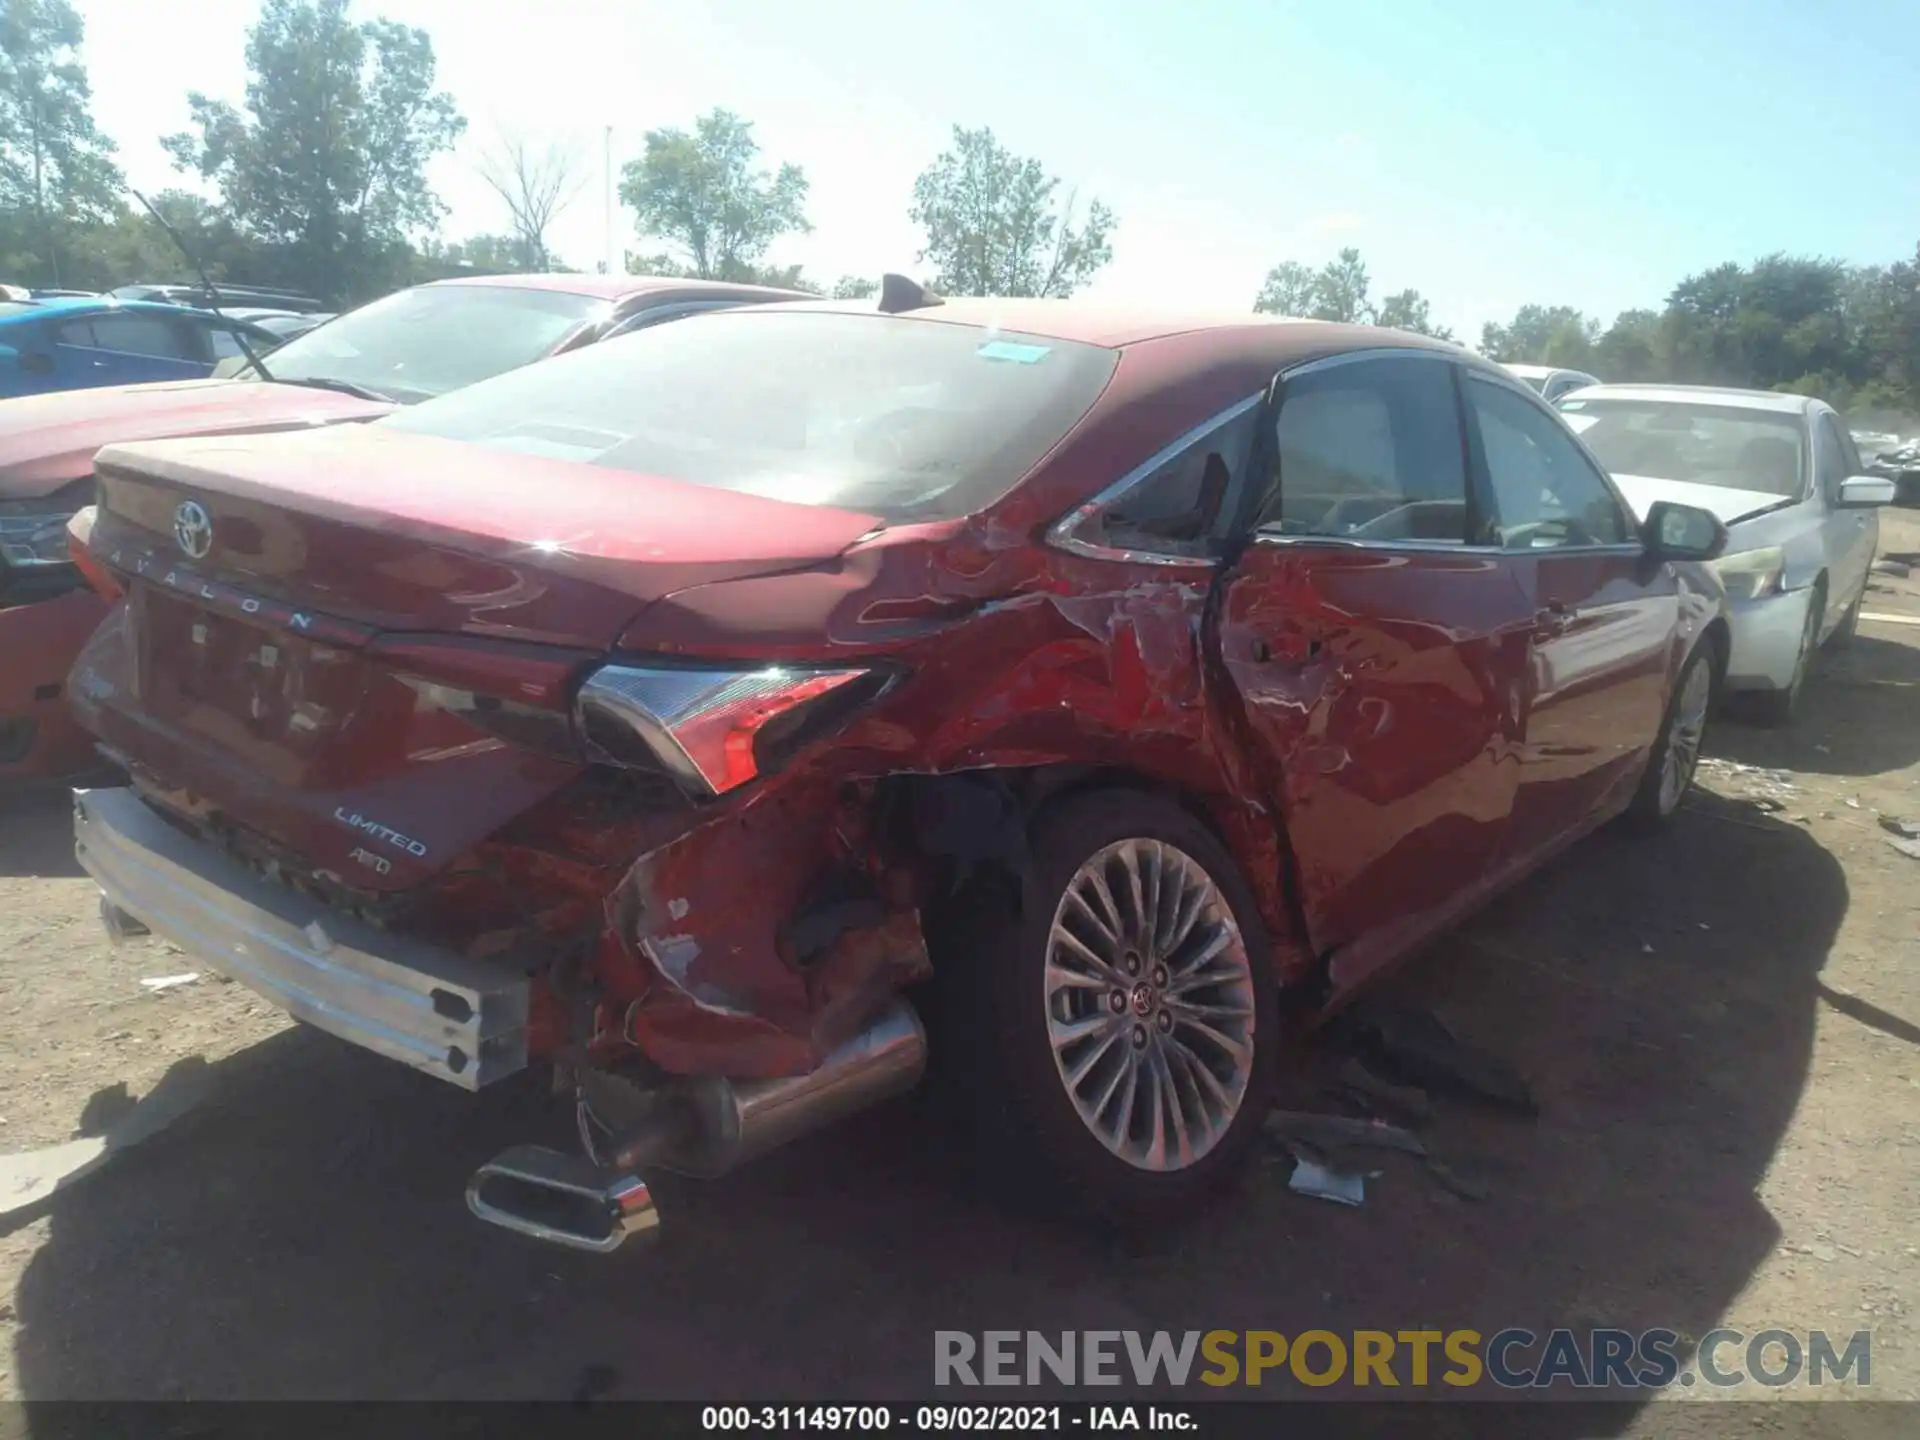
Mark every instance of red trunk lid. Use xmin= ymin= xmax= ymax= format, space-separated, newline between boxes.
xmin=71 ymin=425 xmax=884 ymax=891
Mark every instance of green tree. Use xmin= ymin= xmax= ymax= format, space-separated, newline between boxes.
xmin=1479 ymin=304 xmax=1601 ymax=368
xmin=1251 ymin=259 xmax=1318 ymax=317
xmin=908 ymin=125 xmax=1115 ymax=298
xmin=1375 ymin=287 xmax=1454 ymax=341
xmin=618 ymin=108 xmax=809 ymax=282
xmin=0 ymin=0 xmax=121 ymax=285
xmin=1252 ymin=248 xmax=1448 ymax=332
xmin=831 ymin=274 xmax=877 ymax=299
xmin=162 ymin=0 xmax=464 ymax=305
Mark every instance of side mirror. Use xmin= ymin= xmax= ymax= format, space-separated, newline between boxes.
xmin=1837 ymin=474 xmax=1896 ymax=508
xmin=1642 ymin=500 xmax=1728 ymax=562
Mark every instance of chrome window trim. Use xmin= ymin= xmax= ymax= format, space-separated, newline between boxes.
xmin=1044 ymin=391 xmax=1266 ymax=567
xmin=1251 ymin=531 xmax=1642 ymax=558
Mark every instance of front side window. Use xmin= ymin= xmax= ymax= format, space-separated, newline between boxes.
xmin=382 ymin=309 xmax=1121 ymax=523
xmin=1258 ymin=355 xmax=1469 ymax=544
xmin=1467 ymin=373 xmax=1633 ymax=548
xmin=258 ymin=284 xmax=612 ymax=403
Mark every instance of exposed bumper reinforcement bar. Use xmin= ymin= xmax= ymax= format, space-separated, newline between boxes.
xmin=74 ymin=786 xmax=529 ymax=1090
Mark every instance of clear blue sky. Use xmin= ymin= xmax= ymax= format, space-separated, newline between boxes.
xmin=73 ymin=0 xmax=1919 ymax=338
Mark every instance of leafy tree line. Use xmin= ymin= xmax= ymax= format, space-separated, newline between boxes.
xmin=2 ymin=0 xmax=1124 ymax=307
xmin=8 ymin=0 xmax=1917 ymax=425
xmin=1479 ymin=253 xmax=1920 ymax=420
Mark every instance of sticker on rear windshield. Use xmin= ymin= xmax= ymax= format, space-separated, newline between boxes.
xmin=976 ymin=340 xmax=1051 ymax=364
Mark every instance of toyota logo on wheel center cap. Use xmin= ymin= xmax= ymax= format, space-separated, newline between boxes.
xmin=173 ymin=500 xmax=213 ymax=560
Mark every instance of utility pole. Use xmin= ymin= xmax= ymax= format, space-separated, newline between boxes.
xmin=603 ymin=125 xmax=614 ymax=276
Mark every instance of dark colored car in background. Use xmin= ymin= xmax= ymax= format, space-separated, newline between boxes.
xmin=0 ymin=297 xmax=285 ymax=399
xmin=0 ymin=274 xmax=809 ymax=783
xmin=64 ymin=293 xmax=1731 ymax=1250
xmin=108 ymin=282 xmax=326 ymax=313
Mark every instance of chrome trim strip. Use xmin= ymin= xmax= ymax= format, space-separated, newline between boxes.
xmin=1045 ymin=392 xmax=1265 ymax=566
xmin=1253 ymin=532 xmax=1645 ymax=558
xmin=74 ymin=787 xmax=529 ymax=1090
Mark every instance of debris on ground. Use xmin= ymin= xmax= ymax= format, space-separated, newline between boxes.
xmin=1888 ymin=837 xmax=1920 ymax=862
xmin=1267 ymin=1109 xmax=1428 ymax=1158
xmin=1336 ymin=1057 xmax=1433 ymax=1125
xmin=1879 ymin=816 xmax=1920 ymax=840
xmin=0 ymin=1060 xmax=213 ymax=1218
xmin=1424 ymin=1155 xmax=1494 ymax=1202
xmin=1347 ymin=1003 xmax=1538 ymax=1115
xmin=139 ymin=973 xmax=201 ymax=993
xmin=1288 ymin=1155 xmax=1366 ymax=1207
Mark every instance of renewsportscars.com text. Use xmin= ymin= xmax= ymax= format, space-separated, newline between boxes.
xmin=933 ymin=1328 xmax=1871 ymax=1390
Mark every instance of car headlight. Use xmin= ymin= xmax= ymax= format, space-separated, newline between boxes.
xmin=1709 ymin=546 xmax=1786 ymax=602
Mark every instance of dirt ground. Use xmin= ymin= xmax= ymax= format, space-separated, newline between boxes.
xmin=2 ymin=514 xmax=1917 ymax=1430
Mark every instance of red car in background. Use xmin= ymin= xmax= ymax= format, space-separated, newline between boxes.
xmin=0 ymin=273 xmax=807 ymax=784
xmin=65 ymin=287 xmax=1731 ymax=1248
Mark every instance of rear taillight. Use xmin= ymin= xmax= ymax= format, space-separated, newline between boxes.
xmin=359 ymin=632 xmax=894 ymax=794
xmin=66 ymin=507 xmax=124 ymax=601
xmin=575 ymin=662 xmax=892 ymax=796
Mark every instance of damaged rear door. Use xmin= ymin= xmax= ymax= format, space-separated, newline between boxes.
xmin=1214 ymin=352 xmax=1538 ymax=993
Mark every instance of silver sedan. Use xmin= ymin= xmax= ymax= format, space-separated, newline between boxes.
xmin=1557 ymin=384 xmax=1895 ymax=724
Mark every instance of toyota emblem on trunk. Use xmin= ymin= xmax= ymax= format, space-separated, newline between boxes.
xmin=173 ymin=500 xmax=213 ymax=560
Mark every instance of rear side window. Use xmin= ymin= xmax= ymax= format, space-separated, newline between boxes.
xmin=1258 ymin=355 xmax=1468 ymax=543
xmin=207 ymin=324 xmax=248 ymax=361
xmin=383 ymin=310 xmax=1121 ymax=523
xmin=1061 ymin=404 xmax=1261 ymax=560
xmin=86 ymin=312 xmax=194 ymax=360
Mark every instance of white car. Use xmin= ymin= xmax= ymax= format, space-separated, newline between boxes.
xmin=1557 ymin=384 xmax=1895 ymax=724
xmin=1504 ymin=363 xmax=1602 ymax=403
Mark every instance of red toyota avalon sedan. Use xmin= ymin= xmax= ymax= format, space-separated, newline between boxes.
xmin=63 ymin=280 xmax=1730 ymax=1249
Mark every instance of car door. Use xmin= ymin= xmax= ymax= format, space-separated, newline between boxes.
xmin=2 ymin=318 xmax=62 ymax=396
xmin=1214 ymin=351 xmax=1538 ymax=993
xmin=1460 ymin=368 xmax=1676 ymax=866
xmin=1813 ymin=409 xmax=1875 ymax=628
xmin=75 ymin=310 xmax=209 ymax=385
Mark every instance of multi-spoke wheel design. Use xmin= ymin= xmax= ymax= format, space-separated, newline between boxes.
xmin=1658 ymin=653 xmax=1712 ymax=815
xmin=1044 ymin=838 xmax=1256 ymax=1172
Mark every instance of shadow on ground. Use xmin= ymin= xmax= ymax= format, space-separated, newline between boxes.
xmin=0 ymin=785 xmax=83 ymax=881
xmin=1715 ymin=633 xmax=1920 ymax=778
xmin=10 ymin=787 xmax=1845 ymax=1424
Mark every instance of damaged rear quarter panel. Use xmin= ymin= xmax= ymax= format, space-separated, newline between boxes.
xmin=595 ymin=518 xmax=1312 ymax=1076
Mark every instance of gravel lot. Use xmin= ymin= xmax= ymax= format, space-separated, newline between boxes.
xmin=2 ymin=512 xmax=1917 ymax=1431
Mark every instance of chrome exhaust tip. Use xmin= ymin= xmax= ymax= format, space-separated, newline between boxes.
xmin=465 ymin=1144 xmax=660 ymax=1253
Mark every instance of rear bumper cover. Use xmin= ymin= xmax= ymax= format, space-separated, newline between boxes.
xmin=74 ymin=786 xmax=529 ymax=1089
xmin=1722 ymin=586 xmax=1815 ymax=692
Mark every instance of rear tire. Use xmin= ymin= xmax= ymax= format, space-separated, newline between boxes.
xmin=1623 ymin=641 xmax=1715 ymax=833
xmin=937 ymin=790 xmax=1281 ymax=1225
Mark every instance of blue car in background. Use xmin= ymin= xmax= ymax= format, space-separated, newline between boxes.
xmin=0 ymin=297 xmax=283 ymax=399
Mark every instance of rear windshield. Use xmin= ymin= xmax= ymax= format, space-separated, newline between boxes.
xmin=1558 ymin=398 xmax=1807 ymax=496
xmin=379 ymin=309 xmax=1120 ymax=522
xmin=259 ymin=284 xmax=608 ymax=403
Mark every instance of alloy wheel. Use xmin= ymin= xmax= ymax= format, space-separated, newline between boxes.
xmin=1659 ymin=657 xmax=1712 ymax=815
xmin=1043 ymin=838 xmax=1256 ymax=1172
